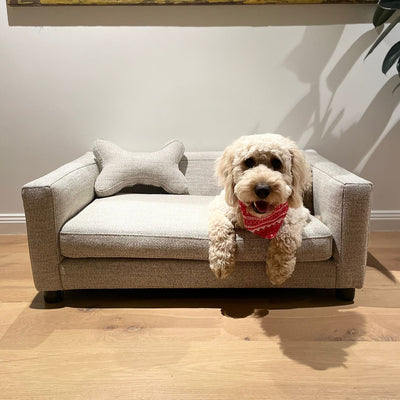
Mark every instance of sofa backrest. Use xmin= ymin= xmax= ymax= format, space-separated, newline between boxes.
xmin=181 ymin=150 xmax=314 ymax=212
xmin=180 ymin=151 xmax=313 ymax=210
xmin=117 ymin=151 xmax=222 ymax=196
xmin=179 ymin=151 xmax=222 ymax=196
xmin=179 ymin=150 xmax=314 ymax=213
xmin=121 ymin=150 xmax=313 ymax=211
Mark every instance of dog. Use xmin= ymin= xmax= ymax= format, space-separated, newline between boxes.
xmin=208 ymin=133 xmax=312 ymax=285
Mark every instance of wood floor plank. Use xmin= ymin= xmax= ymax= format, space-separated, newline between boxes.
xmin=0 ymin=233 xmax=399 ymax=400
xmin=369 ymin=232 xmax=400 ymax=248
xmin=1 ymin=342 xmax=400 ymax=400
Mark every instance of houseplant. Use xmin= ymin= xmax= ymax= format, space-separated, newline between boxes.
xmin=367 ymin=0 xmax=400 ymax=91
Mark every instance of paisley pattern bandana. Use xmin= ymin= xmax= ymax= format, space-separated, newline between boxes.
xmin=238 ymin=201 xmax=289 ymax=239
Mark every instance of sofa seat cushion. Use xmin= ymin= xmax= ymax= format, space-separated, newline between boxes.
xmin=60 ymin=194 xmax=332 ymax=262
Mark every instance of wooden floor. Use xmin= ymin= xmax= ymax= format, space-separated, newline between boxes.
xmin=0 ymin=233 xmax=399 ymax=400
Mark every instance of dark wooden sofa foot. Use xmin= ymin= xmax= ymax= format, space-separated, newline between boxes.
xmin=335 ymin=288 xmax=355 ymax=301
xmin=43 ymin=290 xmax=64 ymax=303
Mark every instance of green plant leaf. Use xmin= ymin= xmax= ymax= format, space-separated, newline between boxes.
xmin=379 ymin=0 xmax=400 ymax=10
xmin=382 ymin=41 xmax=400 ymax=74
xmin=366 ymin=14 xmax=400 ymax=59
xmin=373 ymin=5 xmax=396 ymax=26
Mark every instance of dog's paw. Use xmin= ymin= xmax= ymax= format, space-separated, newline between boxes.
xmin=266 ymin=259 xmax=295 ymax=286
xmin=268 ymin=271 xmax=292 ymax=286
xmin=210 ymin=260 xmax=234 ymax=279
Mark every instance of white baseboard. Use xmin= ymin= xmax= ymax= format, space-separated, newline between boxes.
xmin=0 ymin=214 xmax=26 ymax=234
xmin=370 ymin=210 xmax=400 ymax=231
xmin=0 ymin=211 xmax=399 ymax=234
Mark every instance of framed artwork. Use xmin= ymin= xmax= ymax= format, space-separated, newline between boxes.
xmin=7 ymin=0 xmax=378 ymax=5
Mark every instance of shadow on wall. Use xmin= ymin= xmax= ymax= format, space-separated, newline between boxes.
xmin=307 ymin=76 xmax=400 ymax=174
xmin=277 ymin=25 xmax=345 ymax=145
xmin=277 ymin=24 xmax=400 ymax=174
xmin=7 ymin=3 xmax=375 ymax=27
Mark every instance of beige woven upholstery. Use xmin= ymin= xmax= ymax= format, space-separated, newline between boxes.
xmin=22 ymin=149 xmax=372 ymax=292
xmin=60 ymin=194 xmax=332 ymax=262
xmin=93 ymin=139 xmax=188 ymax=197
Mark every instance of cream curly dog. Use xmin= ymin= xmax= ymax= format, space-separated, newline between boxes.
xmin=208 ymin=133 xmax=312 ymax=285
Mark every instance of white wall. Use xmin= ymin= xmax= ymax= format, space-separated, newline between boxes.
xmin=1 ymin=2 xmax=399 ymax=232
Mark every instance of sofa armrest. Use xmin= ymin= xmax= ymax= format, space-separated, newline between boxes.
xmin=305 ymin=150 xmax=373 ymax=288
xmin=22 ymin=152 xmax=99 ymax=291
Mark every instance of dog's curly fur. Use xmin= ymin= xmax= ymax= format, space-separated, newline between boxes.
xmin=208 ymin=133 xmax=312 ymax=285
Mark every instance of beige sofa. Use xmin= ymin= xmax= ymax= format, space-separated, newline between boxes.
xmin=22 ymin=150 xmax=372 ymax=303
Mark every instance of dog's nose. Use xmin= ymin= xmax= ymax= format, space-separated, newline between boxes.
xmin=254 ymin=184 xmax=270 ymax=199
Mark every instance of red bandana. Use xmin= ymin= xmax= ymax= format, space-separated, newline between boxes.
xmin=238 ymin=201 xmax=289 ymax=239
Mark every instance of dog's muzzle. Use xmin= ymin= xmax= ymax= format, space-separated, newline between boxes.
xmin=252 ymin=201 xmax=274 ymax=214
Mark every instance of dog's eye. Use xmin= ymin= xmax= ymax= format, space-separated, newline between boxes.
xmin=271 ymin=158 xmax=282 ymax=170
xmin=244 ymin=157 xmax=256 ymax=168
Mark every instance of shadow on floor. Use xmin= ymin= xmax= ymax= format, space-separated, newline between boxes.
xmin=367 ymin=252 xmax=397 ymax=283
xmin=0 ymin=288 xmax=368 ymax=371
xmin=29 ymin=287 xmax=350 ymax=315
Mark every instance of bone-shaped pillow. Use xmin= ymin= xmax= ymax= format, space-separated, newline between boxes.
xmin=93 ymin=139 xmax=188 ymax=197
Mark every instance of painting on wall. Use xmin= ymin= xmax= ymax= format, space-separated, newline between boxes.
xmin=7 ymin=0 xmax=377 ymax=5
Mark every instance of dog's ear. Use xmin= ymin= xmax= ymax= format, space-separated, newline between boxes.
xmin=216 ymin=145 xmax=237 ymax=207
xmin=288 ymin=147 xmax=312 ymax=209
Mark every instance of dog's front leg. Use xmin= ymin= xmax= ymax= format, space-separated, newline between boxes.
xmin=266 ymin=208 xmax=309 ymax=285
xmin=266 ymin=232 xmax=298 ymax=285
xmin=208 ymin=195 xmax=237 ymax=279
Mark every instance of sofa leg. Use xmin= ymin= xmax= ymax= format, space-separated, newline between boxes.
xmin=43 ymin=290 xmax=64 ymax=303
xmin=335 ymin=288 xmax=355 ymax=301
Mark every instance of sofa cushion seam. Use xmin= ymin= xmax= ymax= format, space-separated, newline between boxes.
xmin=60 ymin=232 xmax=332 ymax=241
